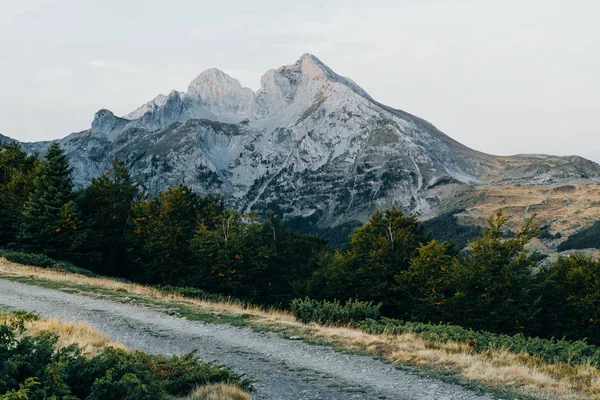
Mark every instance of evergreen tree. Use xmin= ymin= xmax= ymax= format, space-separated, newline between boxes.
xmin=397 ymin=240 xmax=457 ymax=322
xmin=77 ymin=158 xmax=141 ymax=275
xmin=535 ymin=254 xmax=600 ymax=343
xmin=307 ymin=207 xmax=431 ymax=314
xmin=448 ymin=211 xmax=540 ymax=333
xmin=263 ymin=213 xmax=331 ymax=304
xmin=18 ymin=142 xmax=84 ymax=258
xmin=127 ymin=185 xmax=200 ymax=282
xmin=0 ymin=142 xmax=40 ymax=245
xmin=193 ymin=210 xmax=271 ymax=299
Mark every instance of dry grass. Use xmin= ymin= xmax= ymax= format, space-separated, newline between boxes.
xmin=0 ymin=310 xmax=125 ymax=356
xmin=2 ymin=258 xmax=600 ymax=399
xmin=26 ymin=317 xmax=126 ymax=356
xmin=306 ymin=326 xmax=600 ymax=399
xmin=181 ymin=383 xmax=251 ymax=400
xmin=455 ymin=183 xmax=600 ymax=240
xmin=0 ymin=258 xmax=298 ymax=326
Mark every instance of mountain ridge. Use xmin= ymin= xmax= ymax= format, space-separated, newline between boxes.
xmin=4 ymin=54 xmax=600 ymax=236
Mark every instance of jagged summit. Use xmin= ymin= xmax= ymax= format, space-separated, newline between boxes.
xmin=119 ymin=53 xmax=370 ymax=125
xmin=10 ymin=54 xmax=600 ymax=235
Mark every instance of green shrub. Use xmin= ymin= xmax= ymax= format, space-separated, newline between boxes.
xmin=291 ymin=297 xmax=381 ymax=326
xmin=0 ymin=250 xmax=98 ymax=277
xmin=0 ymin=312 xmax=253 ymax=399
xmin=358 ymin=317 xmax=600 ymax=367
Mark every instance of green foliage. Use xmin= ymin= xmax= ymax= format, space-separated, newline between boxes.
xmin=448 ymin=211 xmax=541 ymax=333
xmin=157 ymin=285 xmax=242 ymax=305
xmin=192 ymin=211 xmax=328 ymax=304
xmin=557 ymin=221 xmax=600 ymax=251
xmin=396 ymin=240 xmax=456 ymax=322
xmin=0 ymin=142 xmax=41 ymax=245
xmin=1 ymin=143 xmax=600 ymax=349
xmin=422 ymin=209 xmax=483 ymax=250
xmin=193 ymin=210 xmax=270 ymax=299
xmin=306 ymin=208 xmax=431 ymax=315
xmin=18 ymin=142 xmax=84 ymax=259
xmin=128 ymin=185 xmax=203 ymax=283
xmin=77 ymin=158 xmax=141 ymax=275
xmin=291 ymin=297 xmax=381 ymax=326
xmin=0 ymin=250 xmax=98 ymax=277
xmin=358 ymin=317 xmax=600 ymax=368
xmin=535 ymin=254 xmax=600 ymax=343
xmin=0 ymin=312 xmax=253 ymax=400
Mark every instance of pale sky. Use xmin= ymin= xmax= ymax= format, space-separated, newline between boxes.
xmin=1 ymin=0 xmax=599 ymax=161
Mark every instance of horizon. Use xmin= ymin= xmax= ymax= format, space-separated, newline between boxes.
xmin=1 ymin=1 xmax=599 ymax=162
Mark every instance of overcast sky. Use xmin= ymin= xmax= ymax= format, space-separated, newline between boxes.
xmin=1 ymin=0 xmax=599 ymax=161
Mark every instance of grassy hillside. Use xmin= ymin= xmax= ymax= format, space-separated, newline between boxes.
xmin=432 ymin=183 xmax=600 ymax=252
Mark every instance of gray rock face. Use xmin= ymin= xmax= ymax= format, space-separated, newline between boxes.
xmin=11 ymin=54 xmax=600 ymax=232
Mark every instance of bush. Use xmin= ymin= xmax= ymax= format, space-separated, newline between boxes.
xmin=0 ymin=250 xmax=98 ymax=277
xmin=0 ymin=312 xmax=253 ymax=400
xmin=291 ymin=297 xmax=381 ymax=326
xmin=358 ymin=317 xmax=600 ymax=367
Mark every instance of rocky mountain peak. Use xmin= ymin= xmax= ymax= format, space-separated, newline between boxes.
xmin=124 ymin=93 xmax=168 ymax=120
xmin=184 ymin=68 xmax=254 ymax=122
xmin=187 ymin=68 xmax=244 ymax=96
xmin=90 ymin=109 xmax=122 ymax=140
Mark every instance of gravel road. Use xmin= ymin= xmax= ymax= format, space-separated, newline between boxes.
xmin=0 ymin=278 xmax=498 ymax=400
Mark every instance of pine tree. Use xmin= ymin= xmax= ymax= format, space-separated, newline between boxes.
xmin=127 ymin=185 xmax=201 ymax=282
xmin=397 ymin=240 xmax=456 ymax=322
xmin=19 ymin=142 xmax=83 ymax=258
xmin=448 ymin=211 xmax=540 ymax=333
xmin=77 ymin=158 xmax=141 ymax=275
xmin=0 ymin=142 xmax=40 ymax=245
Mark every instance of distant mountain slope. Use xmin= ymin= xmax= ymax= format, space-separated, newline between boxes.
xmin=6 ymin=54 xmax=600 ymax=233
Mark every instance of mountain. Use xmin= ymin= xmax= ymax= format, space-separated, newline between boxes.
xmin=9 ymin=54 xmax=600 ymax=241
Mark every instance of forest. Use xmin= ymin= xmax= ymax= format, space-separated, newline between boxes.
xmin=0 ymin=141 xmax=599 ymax=345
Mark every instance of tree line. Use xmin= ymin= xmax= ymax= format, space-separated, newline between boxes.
xmin=0 ymin=142 xmax=598 ymax=344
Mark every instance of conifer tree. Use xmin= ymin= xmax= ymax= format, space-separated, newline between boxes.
xmin=128 ymin=184 xmax=200 ymax=282
xmin=308 ymin=207 xmax=431 ymax=314
xmin=19 ymin=142 xmax=84 ymax=258
xmin=397 ymin=240 xmax=456 ymax=322
xmin=0 ymin=142 xmax=40 ymax=244
xmin=448 ymin=211 xmax=540 ymax=333
xmin=77 ymin=158 xmax=141 ymax=275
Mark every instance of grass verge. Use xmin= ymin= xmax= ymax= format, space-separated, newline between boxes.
xmin=0 ymin=258 xmax=598 ymax=399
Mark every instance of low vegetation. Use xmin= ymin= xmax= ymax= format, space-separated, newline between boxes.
xmin=1 ymin=260 xmax=599 ymax=399
xmin=0 ymin=311 xmax=252 ymax=400
xmin=0 ymin=249 xmax=98 ymax=277
xmin=290 ymin=297 xmax=381 ymax=326
xmin=358 ymin=317 xmax=600 ymax=368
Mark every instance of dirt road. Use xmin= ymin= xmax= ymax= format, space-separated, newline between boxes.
xmin=0 ymin=279 xmax=497 ymax=400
